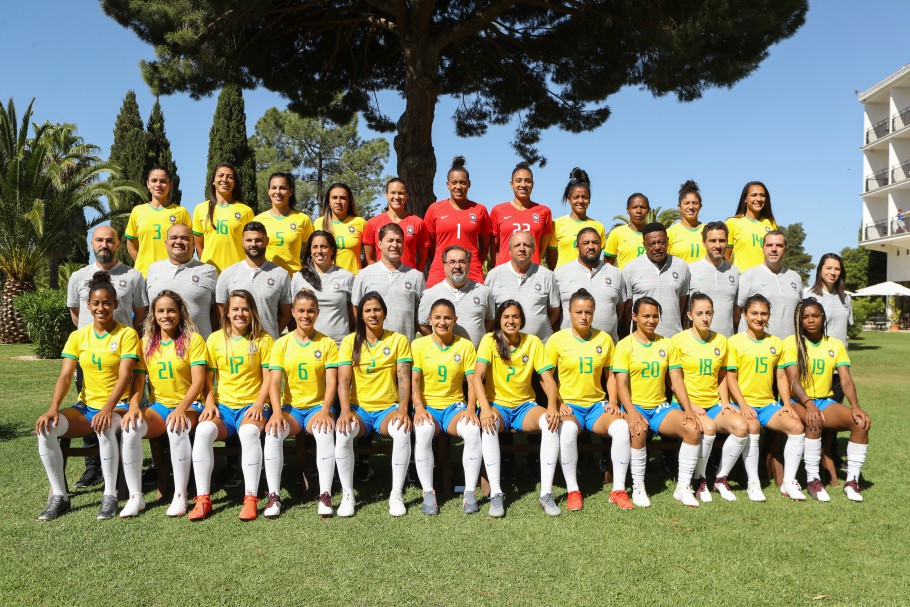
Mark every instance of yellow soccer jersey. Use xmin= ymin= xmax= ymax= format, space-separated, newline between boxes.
xmin=314 ymin=215 xmax=368 ymax=275
xmin=411 ymin=335 xmax=476 ymax=409
xmin=612 ymin=334 xmax=677 ymax=409
xmin=136 ymin=332 xmax=209 ymax=407
xmin=781 ymin=335 xmax=851 ymax=400
xmin=61 ymin=323 xmax=140 ymax=409
xmin=192 ymin=201 xmax=255 ymax=271
xmin=726 ymin=332 xmax=785 ymax=407
xmin=338 ymin=330 xmax=412 ymax=411
xmin=476 ymin=333 xmax=553 ymax=409
xmin=206 ymin=330 xmax=273 ymax=409
xmin=125 ymin=203 xmax=192 ymax=276
xmin=545 ymin=328 xmax=614 ymax=408
xmin=604 ymin=224 xmax=645 ymax=269
xmin=547 ymin=216 xmax=607 ymax=268
xmin=670 ymin=329 xmax=727 ymax=409
xmin=269 ymin=331 xmax=339 ymax=409
xmin=667 ymin=222 xmax=705 ymax=263
xmin=725 ymin=216 xmax=777 ymax=272
xmin=254 ymin=209 xmax=314 ymax=275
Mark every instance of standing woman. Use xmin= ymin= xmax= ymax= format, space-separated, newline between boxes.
xmin=806 ymin=253 xmax=853 ymax=347
xmin=725 ymin=181 xmax=778 ymax=271
xmin=605 ymin=193 xmax=649 ymax=269
xmin=313 ymin=182 xmax=367 ymax=275
xmin=726 ymin=294 xmax=806 ymax=501
xmin=666 ymin=179 xmax=705 ymax=263
xmin=192 ymin=163 xmax=255 ymax=271
xmin=362 ymin=178 xmax=430 ymax=271
xmin=546 ymin=167 xmax=606 ymax=269
xmin=264 ymin=289 xmax=339 ymax=518
xmin=290 ymin=230 xmax=355 ymax=345
xmin=335 ymin=292 xmax=413 ymax=517
xmin=120 ymin=290 xmax=208 ymax=518
xmin=489 ymin=162 xmax=553 ymax=266
xmin=613 ymin=297 xmax=702 ymax=507
xmin=783 ymin=299 xmax=870 ymax=502
xmin=424 ymin=156 xmax=493 ymax=287
xmin=190 ymin=290 xmax=274 ymax=521
xmin=125 ymin=166 xmax=191 ymax=276
xmin=472 ymin=300 xmax=562 ymax=517
xmin=254 ymin=172 xmax=314 ymax=276
xmin=35 ymin=271 xmax=140 ymax=520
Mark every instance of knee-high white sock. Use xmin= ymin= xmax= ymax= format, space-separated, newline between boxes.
xmin=38 ymin=415 xmax=69 ymax=496
xmin=783 ymin=433 xmax=805 ymax=483
xmin=538 ymin=415 xmax=560 ymax=496
xmin=264 ymin=425 xmax=290 ymax=495
xmin=608 ymin=419 xmax=631 ymax=491
xmin=313 ymin=427 xmax=335 ymax=495
xmin=414 ymin=421 xmax=436 ymax=492
xmin=192 ymin=420 xmax=219 ymax=495
xmin=694 ymin=434 xmax=716 ymax=479
xmin=457 ymin=420 xmax=482 ymax=493
xmin=559 ymin=422 xmax=580 ymax=493
xmin=167 ymin=425 xmax=192 ymax=498
xmin=121 ymin=418 xmax=148 ymax=497
xmin=481 ymin=429 xmax=502 ymax=496
xmin=846 ymin=441 xmax=868 ymax=483
xmin=388 ymin=421 xmax=411 ymax=496
xmin=677 ymin=442 xmax=700 ymax=490
xmin=743 ymin=434 xmax=761 ymax=483
xmin=334 ymin=423 xmax=357 ymax=495
xmin=631 ymin=447 xmax=647 ymax=489
xmin=97 ymin=414 xmax=121 ymax=497
xmin=238 ymin=424 xmax=263 ymax=496
xmin=803 ymin=437 xmax=822 ymax=481
xmin=716 ymin=434 xmax=747 ymax=478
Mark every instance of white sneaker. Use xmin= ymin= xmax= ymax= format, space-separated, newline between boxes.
xmin=263 ymin=492 xmax=282 ymax=519
xmin=843 ymin=480 xmax=864 ymax=502
xmin=807 ymin=479 xmax=831 ymax=502
xmin=119 ymin=495 xmax=146 ymax=518
xmin=747 ymin=481 xmax=766 ymax=502
xmin=317 ymin=492 xmax=333 ymax=517
xmin=713 ymin=477 xmax=737 ymax=502
xmin=780 ymin=479 xmax=807 ymax=501
xmin=694 ymin=477 xmax=712 ymax=502
xmin=166 ymin=494 xmax=187 ymax=517
xmin=389 ymin=492 xmax=406 ymax=517
xmin=631 ymin=485 xmax=651 ymax=508
xmin=337 ymin=491 xmax=356 ymax=517
xmin=673 ymin=486 xmax=700 ymax=507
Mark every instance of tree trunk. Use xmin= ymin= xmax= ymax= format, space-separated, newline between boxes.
xmin=0 ymin=276 xmax=35 ymax=344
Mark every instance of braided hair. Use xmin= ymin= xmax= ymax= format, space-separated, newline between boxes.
xmin=794 ymin=297 xmax=828 ymax=390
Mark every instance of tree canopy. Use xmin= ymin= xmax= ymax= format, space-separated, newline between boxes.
xmin=781 ymin=222 xmax=813 ymax=282
xmin=205 ymin=84 xmax=257 ymax=206
xmin=146 ymin=98 xmax=182 ymax=204
xmin=108 ymin=90 xmax=148 ymax=263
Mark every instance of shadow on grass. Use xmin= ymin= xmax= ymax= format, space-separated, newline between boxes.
xmin=0 ymin=421 xmax=32 ymax=442
xmin=848 ymin=343 xmax=881 ymax=351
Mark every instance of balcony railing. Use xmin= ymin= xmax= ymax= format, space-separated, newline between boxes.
xmin=865 ymin=168 xmax=889 ymax=192
xmin=862 ymin=216 xmax=909 ymax=242
xmin=893 ymin=106 xmax=910 ymax=132
xmin=892 ymin=160 xmax=910 ymax=184
xmin=866 ymin=118 xmax=890 ymax=144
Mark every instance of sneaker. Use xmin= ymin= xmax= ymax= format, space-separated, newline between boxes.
xmin=488 ymin=493 xmax=505 ymax=518
xmin=317 ymin=492 xmax=333 ymax=518
xmin=337 ymin=491 xmax=356 ymax=517
xmin=188 ymin=495 xmax=212 ymax=521
xmin=694 ymin=477 xmax=712 ymax=502
xmin=673 ymin=486 xmax=700 ymax=507
xmin=97 ymin=494 xmax=119 ymax=520
xmin=539 ymin=493 xmax=561 ymax=516
xmin=631 ymin=486 xmax=651 ymax=508
xmin=239 ymin=494 xmax=260 ymax=520
xmin=264 ymin=492 xmax=282 ymax=519
xmin=780 ymin=479 xmax=807 ymax=501
xmin=74 ymin=467 xmax=102 ymax=489
xmin=807 ymin=478 xmax=831 ymax=502
xmin=422 ymin=490 xmax=438 ymax=515
xmin=462 ymin=490 xmax=479 ymax=514
xmin=843 ymin=479 xmax=864 ymax=502
xmin=609 ymin=489 xmax=634 ymax=510
xmin=747 ymin=481 xmax=766 ymax=502
xmin=38 ymin=495 xmax=71 ymax=521
xmin=119 ymin=495 xmax=146 ymax=518
xmin=566 ymin=490 xmax=583 ymax=512
xmin=166 ymin=495 xmax=188 ymax=518
xmin=713 ymin=476 xmax=737 ymax=502
xmin=389 ymin=492 xmax=406 ymax=517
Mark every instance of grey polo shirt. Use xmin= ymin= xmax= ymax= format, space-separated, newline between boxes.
xmin=688 ymin=258 xmax=740 ymax=337
xmin=291 ymin=266 xmax=355 ymax=345
xmin=622 ymin=254 xmax=690 ymax=337
xmin=418 ymin=279 xmax=495 ymax=348
xmin=146 ymin=259 xmax=219 ymax=339
xmin=216 ymin=259 xmax=292 ymax=339
xmin=351 ymin=261 xmax=425 ymax=339
xmin=484 ymin=262 xmax=560 ymax=343
xmin=554 ymin=258 xmax=624 ymax=343
xmin=804 ymin=287 xmax=853 ymax=346
xmin=737 ymin=264 xmax=803 ymax=338
xmin=67 ymin=262 xmax=148 ymax=329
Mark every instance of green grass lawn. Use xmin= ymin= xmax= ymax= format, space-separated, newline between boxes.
xmin=1 ymin=333 xmax=908 ymax=606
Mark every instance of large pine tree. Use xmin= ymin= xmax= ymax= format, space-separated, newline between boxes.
xmin=108 ymin=90 xmax=148 ymax=264
xmin=146 ymin=98 xmax=181 ymax=204
xmin=205 ymin=84 xmax=257 ymax=207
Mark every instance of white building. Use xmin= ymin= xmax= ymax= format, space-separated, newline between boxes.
xmin=859 ymin=64 xmax=910 ymax=283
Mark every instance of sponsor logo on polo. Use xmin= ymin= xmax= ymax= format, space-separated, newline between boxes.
xmin=267 ymin=278 xmax=275 ymax=287
xmin=790 ymin=282 xmax=798 ymax=290
xmin=192 ymin=275 xmax=200 ymax=283
xmin=534 ymin=283 xmax=541 ymax=291
xmin=605 ymin=277 xmax=612 ymax=285
xmin=118 ymin=279 xmax=127 ymax=288
xmin=405 ymin=281 xmax=412 ymax=290
xmin=729 ymin=276 xmax=735 ymax=283
xmin=473 ymin=296 xmax=481 ymax=305
xmin=672 ymin=271 xmax=679 ymax=280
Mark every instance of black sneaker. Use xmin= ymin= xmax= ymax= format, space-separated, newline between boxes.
xmin=96 ymin=494 xmax=118 ymax=520
xmin=38 ymin=495 xmax=71 ymax=521
xmin=74 ymin=467 xmax=102 ymax=489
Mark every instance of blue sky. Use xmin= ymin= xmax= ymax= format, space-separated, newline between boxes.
xmin=2 ymin=1 xmax=908 ymax=264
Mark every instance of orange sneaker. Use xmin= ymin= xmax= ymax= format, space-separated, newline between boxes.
xmin=566 ymin=490 xmax=584 ymax=512
xmin=187 ymin=495 xmax=212 ymax=521
xmin=609 ymin=489 xmax=634 ymax=510
xmin=239 ymin=494 xmax=260 ymax=521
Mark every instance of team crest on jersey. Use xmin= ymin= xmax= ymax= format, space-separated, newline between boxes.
xmin=658 ymin=349 xmax=666 ymax=358
xmin=234 ymin=212 xmax=242 ymax=220
xmin=169 ymin=215 xmax=176 ymax=223
xmin=473 ymin=296 xmax=481 ymax=305
xmin=596 ymin=346 xmax=603 ymax=354
xmin=109 ymin=342 xmax=119 ymax=351
xmin=765 ymin=226 xmax=771 ymax=232
xmin=454 ymin=353 xmax=462 ymax=363
xmin=770 ymin=347 xmax=777 ymax=355
xmin=332 ymin=282 xmax=340 ymax=291
xmin=290 ymin=223 xmax=297 ymax=230
xmin=192 ymin=275 xmax=200 ymax=284
xmin=407 ymin=225 xmax=414 ymax=234
xmin=532 ymin=213 xmax=540 ymax=222
xmin=267 ymin=278 xmax=275 ymax=287
xmin=714 ymin=348 xmax=721 ymax=356
xmin=348 ymin=226 xmax=356 ymax=233
xmin=522 ymin=355 xmax=529 ymax=363
xmin=672 ymin=271 xmax=679 ymax=280
xmin=469 ymin=213 xmax=477 ymax=223
xmin=534 ymin=283 xmax=541 ymax=291
xmin=405 ymin=281 xmax=412 ymax=290
xmin=828 ymin=350 xmax=835 ymax=357
xmin=729 ymin=276 xmax=735 ymax=284
xmin=383 ymin=347 xmax=391 ymax=356
xmin=605 ymin=277 xmax=612 ymax=286
xmin=118 ymin=279 xmax=127 ymax=288
xmin=790 ymin=282 xmax=798 ymax=290
xmin=314 ymin=350 xmax=322 ymax=359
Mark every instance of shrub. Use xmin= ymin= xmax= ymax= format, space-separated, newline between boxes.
xmin=848 ymin=297 xmax=885 ymax=340
xmin=13 ymin=289 xmax=70 ymax=358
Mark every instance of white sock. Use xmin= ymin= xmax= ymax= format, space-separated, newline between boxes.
xmin=846 ymin=441 xmax=868 ymax=483
xmin=743 ymin=434 xmax=761 ymax=483
xmin=264 ymin=425 xmax=290 ymax=495
xmin=677 ymin=442 xmax=700 ymax=490
xmin=457 ymin=419 xmax=482 ymax=493
xmin=192 ymin=420 xmax=219 ymax=495
xmin=97 ymin=414 xmax=122 ymax=497
xmin=334 ymin=423 xmax=357 ymax=495
xmin=538 ymin=415 xmax=560 ymax=496
xmin=804 ymin=437 xmax=822 ymax=481
xmin=630 ymin=447 xmax=647 ymax=489
xmin=238 ymin=424 xmax=263 ymax=496
xmin=121 ymin=418 xmax=148 ymax=497
xmin=166 ymin=425 xmax=192 ymax=498
xmin=37 ymin=415 xmax=69 ymax=496
xmin=607 ymin=419 xmax=631 ymax=492
xmin=481 ymin=429 xmax=502 ymax=496
xmin=783 ymin=433 xmax=805 ymax=483
xmin=716 ymin=435 xmax=747 ymax=478
xmin=387 ymin=421 xmax=411 ymax=496
xmin=695 ymin=434 xmax=716 ymax=479
xmin=559 ymin=422 xmax=580 ymax=493
xmin=313 ymin=427 xmax=335 ymax=495
xmin=414 ymin=421 xmax=436 ymax=492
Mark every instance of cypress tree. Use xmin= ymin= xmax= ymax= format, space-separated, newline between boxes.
xmin=205 ymin=84 xmax=257 ymax=207
xmin=146 ymin=97 xmax=181 ymax=204
xmin=108 ymin=90 xmax=148 ymax=264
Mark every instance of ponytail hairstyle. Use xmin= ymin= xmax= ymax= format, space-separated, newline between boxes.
xmin=809 ymin=253 xmax=847 ymax=305
xmin=320 ymin=182 xmax=357 ymax=236
xmin=206 ymin=162 xmax=241 ymax=228
xmin=562 ymin=167 xmax=590 ymax=205
xmin=87 ymin=270 xmax=118 ymax=302
xmin=568 ymin=287 xmax=596 ymax=311
xmin=220 ymin=289 xmax=265 ymax=356
xmin=734 ymin=181 xmax=776 ymax=225
xmin=143 ymin=290 xmax=198 ymax=359
xmin=268 ymin=172 xmax=297 ymax=211
xmin=794 ymin=298 xmax=828 ymax=390
xmin=352 ymin=291 xmax=387 ymax=367
xmin=511 ymin=161 xmax=533 ymax=179
xmin=299 ymin=230 xmax=337 ymax=292
xmin=492 ymin=300 xmax=525 ymax=363
xmin=678 ymin=179 xmax=702 ymax=204
xmin=447 ymin=155 xmax=470 ymax=181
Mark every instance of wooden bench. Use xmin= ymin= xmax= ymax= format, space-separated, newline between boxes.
xmin=56 ymin=437 xmax=128 ymax=499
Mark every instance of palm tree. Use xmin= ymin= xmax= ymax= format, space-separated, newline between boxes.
xmin=612 ymin=206 xmax=680 ymax=229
